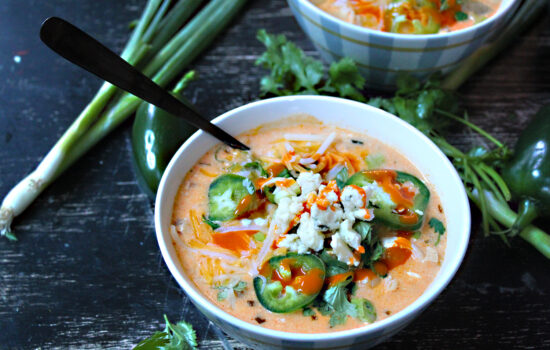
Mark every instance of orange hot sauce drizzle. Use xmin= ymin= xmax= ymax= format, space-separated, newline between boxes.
xmin=263 ymin=258 xmax=325 ymax=295
xmin=381 ymin=237 xmax=412 ymax=270
xmin=266 ymin=163 xmax=287 ymax=177
xmin=212 ymin=230 xmax=254 ymax=252
xmin=327 ymin=271 xmax=354 ymax=288
xmin=363 ymin=170 xmax=418 ymax=224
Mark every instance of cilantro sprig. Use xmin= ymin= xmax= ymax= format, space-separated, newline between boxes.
xmin=133 ymin=315 xmax=197 ymax=350
xmin=255 ymin=29 xmax=365 ymax=101
xmin=429 ymin=218 xmax=446 ymax=245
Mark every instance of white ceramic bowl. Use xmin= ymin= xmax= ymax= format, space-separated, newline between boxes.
xmin=155 ymin=96 xmax=471 ymax=349
xmin=288 ymin=0 xmax=519 ymax=89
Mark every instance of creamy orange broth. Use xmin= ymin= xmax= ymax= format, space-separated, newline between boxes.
xmin=311 ymin=0 xmax=501 ymax=34
xmin=171 ymin=116 xmax=446 ymax=333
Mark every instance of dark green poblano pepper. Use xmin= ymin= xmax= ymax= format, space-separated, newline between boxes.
xmin=131 ymin=71 xmax=197 ymax=198
xmin=502 ymin=105 xmax=550 ymax=235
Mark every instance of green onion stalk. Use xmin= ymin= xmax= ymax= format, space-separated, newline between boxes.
xmin=439 ymin=0 xmax=550 ymax=255
xmin=0 ymin=0 xmax=248 ymax=241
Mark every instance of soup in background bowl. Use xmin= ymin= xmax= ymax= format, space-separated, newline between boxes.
xmin=288 ymin=0 xmax=519 ymax=89
xmin=155 ymin=96 xmax=470 ymax=349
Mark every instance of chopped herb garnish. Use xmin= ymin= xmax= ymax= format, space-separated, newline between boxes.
xmin=412 ymin=231 xmax=422 ymax=239
xmin=429 ymin=218 xmax=446 ymax=245
xmin=216 ymin=281 xmax=247 ymax=301
xmin=335 ymin=167 xmax=349 ymax=189
xmin=351 ymin=139 xmax=364 ymax=145
xmin=202 ymin=215 xmax=220 ymax=230
xmin=455 ymin=11 xmax=468 ymax=21
xmin=302 ymin=307 xmax=316 ymax=317
xmin=133 ymin=314 xmax=197 ymax=350
xmin=255 ymin=30 xmax=365 ymax=101
xmin=233 ymin=281 xmax=247 ymax=293
xmin=244 ymin=161 xmax=268 ymax=177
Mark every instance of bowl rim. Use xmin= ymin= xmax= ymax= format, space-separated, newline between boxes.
xmin=155 ymin=95 xmax=471 ymax=342
xmin=294 ymin=0 xmax=518 ymax=41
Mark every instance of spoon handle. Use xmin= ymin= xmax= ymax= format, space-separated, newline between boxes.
xmin=39 ymin=17 xmax=249 ymax=151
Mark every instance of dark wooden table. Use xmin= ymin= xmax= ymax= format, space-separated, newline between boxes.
xmin=1 ymin=1 xmax=549 ymax=349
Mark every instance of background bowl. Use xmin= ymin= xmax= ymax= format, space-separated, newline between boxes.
xmin=288 ymin=0 xmax=519 ymax=90
xmin=155 ymin=96 xmax=471 ymax=349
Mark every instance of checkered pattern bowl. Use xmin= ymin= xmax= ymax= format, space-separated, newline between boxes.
xmin=288 ymin=0 xmax=519 ymax=89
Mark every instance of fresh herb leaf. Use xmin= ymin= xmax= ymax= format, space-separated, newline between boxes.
xmin=233 ymin=281 xmax=247 ymax=293
xmin=335 ymin=167 xmax=349 ymax=189
xmin=455 ymin=11 xmax=468 ymax=21
xmin=365 ymin=153 xmax=385 ymax=170
xmin=354 ymin=221 xmax=372 ymax=242
xmin=320 ymin=250 xmax=351 ymax=276
xmin=320 ymin=57 xmax=366 ymax=102
xmin=253 ymin=232 xmax=266 ymax=242
xmin=351 ymin=298 xmax=377 ymax=323
xmin=217 ymin=288 xmax=229 ymax=301
xmin=202 ymin=215 xmax=220 ymax=230
xmin=244 ymin=161 xmax=268 ymax=177
xmin=277 ymin=168 xmax=292 ymax=178
xmin=302 ymin=307 xmax=316 ymax=317
xmin=242 ymin=178 xmax=255 ymax=195
xmin=133 ymin=315 xmax=197 ymax=350
xmin=329 ymin=312 xmax=347 ymax=327
xmin=440 ymin=0 xmax=449 ymax=11
xmin=256 ymin=29 xmax=323 ymax=95
xmin=429 ymin=218 xmax=446 ymax=245
xmin=323 ymin=284 xmax=356 ymax=319
xmin=313 ymin=299 xmax=333 ymax=316
xmin=412 ymin=231 xmax=422 ymax=239
xmin=216 ymin=280 xmax=247 ymax=301
xmin=256 ymin=30 xmax=364 ymax=100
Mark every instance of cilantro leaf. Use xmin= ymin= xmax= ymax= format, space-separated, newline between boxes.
xmin=256 ymin=30 xmax=366 ymax=100
xmin=329 ymin=312 xmax=347 ymax=327
xmin=216 ymin=280 xmax=247 ymax=301
xmin=455 ymin=11 xmax=468 ymax=21
xmin=429 ymin=218 xmax=446 ymax=245
xmin=319 ymin=250 xmax=350 ymax=277
xmin=353 ymin=221 xmax=372 ymax=242
xmin=217 ymin=288 xmax=229 ymax=301
xmin=133 ymin=315 xmax=197 ymax=350
xmin=323 ymin=275 xmax=357 ymax=320
xmin=244 ymin=161 xmax=268 ymax=177
xmin=302 ymin=307 xmax=316 ymax=317
xmin=233 ymin=281 xmax=247 ymax=293
xmin=321 ymin=57 xmax=366 ymax=101
xmin=202 ymin=215 xmax=220 ymax=230
xmin=335 ymin=166 xmax=349 ymax=189
xmin=351 ymin=298 xmax=377 ymax=323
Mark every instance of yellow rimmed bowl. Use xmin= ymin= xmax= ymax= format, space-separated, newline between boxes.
xmin=288 ymin=0 xmax=520 ymax=89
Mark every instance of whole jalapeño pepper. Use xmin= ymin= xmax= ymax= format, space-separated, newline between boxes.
xmin=131 ymin=71 xmax=197 ymax=198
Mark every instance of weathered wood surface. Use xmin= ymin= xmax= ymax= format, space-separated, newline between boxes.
xmin=1 ymin=1 xmax=549 ymax=349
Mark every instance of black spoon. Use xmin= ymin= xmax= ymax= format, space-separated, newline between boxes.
xmin=39 ymin=16 xmax=249 ymax=151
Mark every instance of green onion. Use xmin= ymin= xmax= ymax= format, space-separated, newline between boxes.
xmin=0 ymin=0 xmax=248 ymax=241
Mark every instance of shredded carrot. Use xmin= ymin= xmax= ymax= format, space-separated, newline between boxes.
xmin=189 ymin=209 xmax=212 ymax=244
